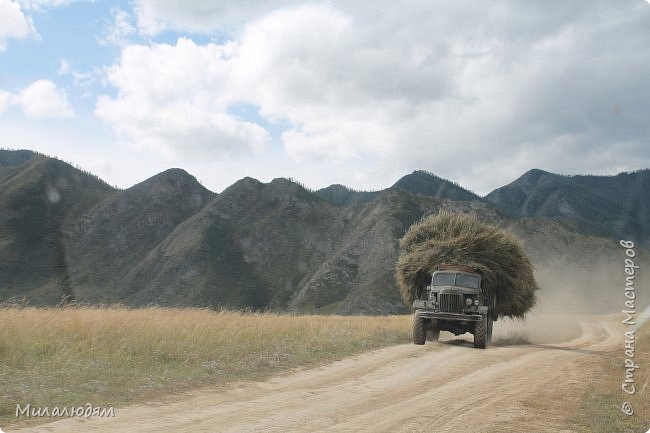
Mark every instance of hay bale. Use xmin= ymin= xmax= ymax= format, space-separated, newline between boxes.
xmin=395 ymin=212 xmax=538 ymax=318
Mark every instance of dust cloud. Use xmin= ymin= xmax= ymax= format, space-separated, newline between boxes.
xmin=492 ymin=314 xmax=583 ymax=345
xmin=491 ymin=250 xmax=649 ymax=345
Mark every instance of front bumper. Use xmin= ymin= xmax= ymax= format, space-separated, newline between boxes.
xmin=414 ymin=310 xmax=483 ymax=322
xmin=413 ymin=300 xmax=486 ymax=322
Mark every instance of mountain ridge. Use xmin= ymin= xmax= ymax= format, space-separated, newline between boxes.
xmin=485 ymin=168 xmax=649 ymax=247
xmin=1 ymin=149 xmax=647 ymax=313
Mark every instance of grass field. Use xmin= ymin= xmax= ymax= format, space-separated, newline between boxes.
xmin=2 ymin=307 xmax=647 ymax=431
xmin=0 ymin=306 xmax=411 ymax=427
xmin=572 ymin=322 xmax=650 ymax=433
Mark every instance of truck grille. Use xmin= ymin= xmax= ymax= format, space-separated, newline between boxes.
xmin=439 ymin=293 xmax=462 ymax=313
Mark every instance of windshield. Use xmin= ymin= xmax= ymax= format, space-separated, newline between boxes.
xmin=456 ymin=273 xmax=480 ymax=289
xmin=431 ymin=272 xmax=454 ymax=286
xmin=431 ymin=272 xmax=480 ymax=289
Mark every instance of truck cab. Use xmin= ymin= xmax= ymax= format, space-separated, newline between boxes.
xmin=412 ymin=265 xmax=494 ymax=348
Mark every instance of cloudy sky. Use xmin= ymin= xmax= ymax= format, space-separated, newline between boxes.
xmin=1 ymin=0 xmax=649 ymax=195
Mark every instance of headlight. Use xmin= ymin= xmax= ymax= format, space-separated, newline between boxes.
xmin=465 ymin=298 xmax=473 ymax=306
xmin=474 ymin=299 xmax=480 ymax=306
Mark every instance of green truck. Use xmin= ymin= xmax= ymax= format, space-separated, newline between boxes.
xmin=412 ymin=264 xmax=496 ymax=349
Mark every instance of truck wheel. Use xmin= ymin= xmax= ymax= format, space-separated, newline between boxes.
xmin=473 ymin=315 xmax=488 ymax=349
xmin=427 ymin=326 xmax=440 ymax=342
xmin=413 ymin=315 xmax=426 ymax=345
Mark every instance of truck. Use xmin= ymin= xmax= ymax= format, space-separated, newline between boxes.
xmin=411 ymin=264 xmax=495 ymax=349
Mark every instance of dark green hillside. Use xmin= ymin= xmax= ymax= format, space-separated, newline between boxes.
xmin=0 ymin=149 xmax=35 ymax=186
xmin=0 ymin=149 xmax=35 ymax=171
xmin=485 ymin=169 xmax=648 ymax=247
xmin=1 ymin=150 xmax=647 ymax=314
xmin=111 ymin=177 xmax=439 ymax=314
xmin=0 ymin=151 xmax=114 ymax=303
xmin=119 ymin=177 xmax=353 ymax=310
xmin=63 ymin=168 xmax=215 ymax=303
xmin=315 ymin=184 xmax=378 ymax=206
xmin=392 ymin=170 xmax=480 ymax=201
xmin=571 ymin=170 xmax=650 ymax=229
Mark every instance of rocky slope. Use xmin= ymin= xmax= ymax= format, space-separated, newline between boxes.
xmin=486 ymin=168 xmax=649 ymax=248
xmin=0 ymin=152 xmax=114 ymax=303
xmin=0 ymin=150 xmax=646 ymax=313
xmin=62 ymin=168 xmax=215 ymax=303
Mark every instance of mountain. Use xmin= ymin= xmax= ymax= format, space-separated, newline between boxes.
xmin=0 ymin=149 xmax=647 ymax=313
xmin=485 ymin=169 xmax=649 ymax=247
xmin=571 ymin=170 xmax=650 ymax=227
xmin=392 ymin=170 xmax=480 ymax=201
xmin=0 ymin=151 xmax=114 ymax=303
xmin=0 ymin=149 xmax=35 ymax=182
xmin=62 ymin=168 xmax=215 ymax=303
xmin=77 ymin=177 xmax=435 ymax=313
xmin=312 ymin=169 xmax=478 ymax=206
xmin=314 ymin=184 xmax=377 ymax=206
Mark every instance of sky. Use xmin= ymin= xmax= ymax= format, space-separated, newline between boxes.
xmin=1 ymin=0 xmax=649 ymax=196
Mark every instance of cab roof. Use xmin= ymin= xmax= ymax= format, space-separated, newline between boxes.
xmin=436 ymin=264 xmax=480 ymax=274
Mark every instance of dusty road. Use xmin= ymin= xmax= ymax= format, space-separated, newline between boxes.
xmin=13 ymin=317 xmax=618 ymax=433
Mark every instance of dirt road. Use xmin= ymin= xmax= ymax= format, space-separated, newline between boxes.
xmin=13 ymin=317 xmax=618 ymax=433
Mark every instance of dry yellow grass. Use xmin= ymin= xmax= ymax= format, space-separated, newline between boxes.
xmin=570 ymin=321 xmax=650 ymax=433
xmin=0 ymin=306 xmax=411 ymax=427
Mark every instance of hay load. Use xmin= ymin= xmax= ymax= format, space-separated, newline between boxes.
xmin=395 ymin=212 xmax=538 ymax=318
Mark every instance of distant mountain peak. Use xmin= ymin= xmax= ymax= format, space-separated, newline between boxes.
xmin=509 ymin=168 xmax=564 ymax=188
xmin=222 ymin=176 xmax=263 ymax=193
xmin=314 ymin=183 xmax=378 ymax=206
xmin=524 ymin=168 xmax=550 ymax=175
xmin=269 ymin=177 xmax=301 ymax=190
xmin=392 ymin=170 xmax=479 ymax=201
xmin=485 ymin=168 xmax=649 ymax=245
xmin=266 ymin=177 xmax=322 ymax=203
xmin=159 ymin=167 xmax=191 ymax=176
xmin=0 ymin=149 xmax=37 ymax=168
xmin=270 ymin=177 xmax=316 ymax=193
xmin=521 ymin=168 xmax=550 ymax=178
xmin=146 ymin=167 xmax=195 ymax=182
xmin=131 ymin=167 xmax=210 ymax=196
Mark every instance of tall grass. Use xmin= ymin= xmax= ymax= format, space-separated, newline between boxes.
xmin=572 ymin=322 xmax=649 ymax=433
xmin=0 ymin=306 xmax=410 ymax=426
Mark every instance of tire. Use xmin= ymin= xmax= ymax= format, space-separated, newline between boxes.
xmin=413 ymin=315 xmax=426 ymax=345
xmin=473 ymin=315 xmax=488 ymax=349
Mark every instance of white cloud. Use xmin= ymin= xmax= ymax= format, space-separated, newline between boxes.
xmin=13 ymin=80 xmax=74 ymax=118
xmin=97 ymin=1 xmax=650 ymax=193
xmin=17 ymin=0 xmax=74 ymax=11
xmin=99 ymin=7 xmax=135 ymax=46
xmin=133 ymin=0 xmax=301 ymax=35
xmin=57 ymin=59 xmax=70 ymax=75
xmin=236 ymin=1 xmax=650 ymax=192
xmin=0 ymin=0 xmax=36 ymax=50
xmin=0 ymin=89 xmax=10 ymax=113
xmin=57 ymin=59 xmax=101 ymax=97
xmin=95 ymin=38 xmax=269 ymax=159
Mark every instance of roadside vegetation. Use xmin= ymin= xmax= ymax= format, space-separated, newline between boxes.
xmin=572 ymin=322 xmax=649 ymax=433
xmin=0 ymin=306 xmax=411 ymax=427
